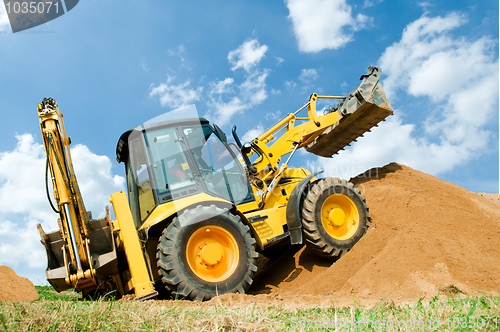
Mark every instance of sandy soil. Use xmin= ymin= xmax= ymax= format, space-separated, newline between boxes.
xmin=231 ymin=162 xmax=500 ymax=307
xmin=0 ymin=266 xmax=39 ymax=301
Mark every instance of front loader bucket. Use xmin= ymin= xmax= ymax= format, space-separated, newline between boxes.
xmin=306 ymin=67 xmax=393 ymax=158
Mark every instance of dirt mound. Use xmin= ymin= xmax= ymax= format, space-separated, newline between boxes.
xmin=0 ymin=266 xmax=39 ymax=301
xmin=247 ymin=163 xmax=500 ymax=302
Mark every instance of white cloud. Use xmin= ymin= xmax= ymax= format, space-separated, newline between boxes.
xmin=228 ymin=39 xmax=268 ymax=72
xmin=266 ymin=110 xmax=282 ymax=121
xmin=312 ymin=13 xmax=498 ymax=180
xmin=210 ymin=77 xmax=235 ymax=95
xmin=311 ymin=114 xmax=483 ymax=178
xmin=418 ymin=2 xmax=433 ymax=11
xmin=242 ymin=124 xmax=264 ymax=142
xmin=166 ymin=44 xmax=193 ymax=70
xmin=71 ymin=144 xmax=126 ymax=217
xmin=340 ymin=81 xmax=350 ymax=94
xmin=0 ymin=2 xmax=11 ymax=32
xmin=407 ymin=38 xmax=493 ymax=102
xmin=275 ymin=57 xmax=285 ymax=65
xmin=299 ymin=68 xmax=319 ymax=84
xmin=0 ymin=134 xmax=125 ymax=283
xmin=207 ymin=39 xmax=270 ymax=126
xmin=380 ymin=12 xmax=468 ymax=98
xmin=206 ymin=95 xmax=246 ymax=127
xmin=285 ymin=80 xmax=297 ymax=89
xmin=207 ymin=71 xmax=269 ymax=126
xmin=167 ymin=44 xmax=187 ymax=61
xmin=150 ymin=76 xmax=203 ymax=109
xmin=239 ymin=71 xmax=268 ymax=105
xmin=363 ymin=0 xmax=383 ymax=8
xmin=151 ymin=39 xmax=270 ymax=126
xmin=0 ymin=135 xmax=48 ymax=218
xmin=140 ymin=60 xmax=149 ymax=72
xmin=285 ymin=0 xmax=370 ymax=52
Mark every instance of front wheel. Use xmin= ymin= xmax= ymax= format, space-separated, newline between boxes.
xmin=302 ymin=177 xmax=370 ymax=259
xmin=156 ymin=205 xmax=258 ymax=301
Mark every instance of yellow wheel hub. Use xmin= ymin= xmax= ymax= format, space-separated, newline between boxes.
xmin=200 ymin=243 xmax=222 ymax=265
xmin=186 ymin=226 xmax=239 ymax=282
xmin=328 ymin=208 xmax=346 ymax=226
xmin=321 ymin=194 xmax=360 ymax=240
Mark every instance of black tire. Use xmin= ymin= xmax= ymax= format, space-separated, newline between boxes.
xmin=301 ymin=177 xmax=370 ymax=259
xmin=156 ymin=205 xmax=258 ymax=301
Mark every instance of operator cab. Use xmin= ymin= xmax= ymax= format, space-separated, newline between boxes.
xmin=116 ymin=117 xmax=254 ymax=227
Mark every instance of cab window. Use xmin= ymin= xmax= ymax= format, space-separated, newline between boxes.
xmin=128 ymin=133 xmax=156 ymax=223
xmin=143 ymin=127 xmax=196 ymax=199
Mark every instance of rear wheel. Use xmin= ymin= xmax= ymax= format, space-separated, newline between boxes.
xmin=156 ymin=205 xmax=258 ymax=301
xmin=301 ymin=178 xmax=370 ymax=259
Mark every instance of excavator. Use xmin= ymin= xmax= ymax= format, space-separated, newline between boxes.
xmin=37 ymin=67 xmax=392 ymax=301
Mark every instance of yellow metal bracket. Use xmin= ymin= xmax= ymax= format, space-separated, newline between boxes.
xmin=110 ymin=191 xmax=157 ymax=300
xmin=247 ymin=93 xmax=344 ymax=176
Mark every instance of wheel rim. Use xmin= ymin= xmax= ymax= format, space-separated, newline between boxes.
xmin=320 ymin=194 xmax=360 ymax=240
xmin=186 ymin=225 xmax=239 ymax=282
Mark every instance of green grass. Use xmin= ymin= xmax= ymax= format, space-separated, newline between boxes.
xmin=34 ymin=286 xmax=80 ymax=302
xmin=0 ymin=288 xmax=498 ymax=331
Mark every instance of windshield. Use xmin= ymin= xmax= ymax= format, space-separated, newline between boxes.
xmin=182 ymin=125 xmax=250 ymax=203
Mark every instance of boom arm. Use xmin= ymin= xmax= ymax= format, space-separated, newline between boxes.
xmin=38 ymin=98 xmax=96 ymax=287
xmin=249 ymin=93 xmax=344 ymax=175
xmin=38 ymin=98 xmax=157 ymax=299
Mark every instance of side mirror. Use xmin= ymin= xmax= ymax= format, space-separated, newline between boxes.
xmin=241 ymin=143 xmax=252 ymax=155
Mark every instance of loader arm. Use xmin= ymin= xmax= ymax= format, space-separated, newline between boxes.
xmin=249 ymin=94 xmax=344 ymax=175
xmin=244 ymin=67 xmax=393 ymax=206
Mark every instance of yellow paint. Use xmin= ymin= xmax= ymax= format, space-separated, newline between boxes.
xmin=140 ymin=193 xmax=231 ymax=231
xmin=249 ymin=94 xmax=342 ymax=175
xmin=329 ymin=208 xmax=346 ymax=226
xmin=320 ymin=194 xmax=360 ymax=240
xmin=261 ymin=167 xmax=311 ymax=209
xmin=186 ymin=225 xmax=239 ymax=282
xmin=245 ymin=205 xmax=287 ymax=246
xmin=110 ymin=191 xmax=156 ymax=299
xmin=38 ymin=101 xmax=94 ymax=291
xmin=200 ymin=243 xmax=222 ymax=265
xmin=235 ymin=200 xmax=259 ymax=213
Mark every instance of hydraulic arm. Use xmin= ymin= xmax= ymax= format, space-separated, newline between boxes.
xmin=37 ymin=98 xmax=157 ymax=299
xmin=37 ymin=98 xmax=97 ymax=291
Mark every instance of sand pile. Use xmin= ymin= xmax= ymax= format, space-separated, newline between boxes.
xmin=248 ymin=163 xmax=500 ymax=301
xmin=0 ymin=266 xmax=39 ymax=301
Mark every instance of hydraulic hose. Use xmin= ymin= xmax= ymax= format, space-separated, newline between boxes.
xmin=45 ymin=155 xmax=60 ymax=214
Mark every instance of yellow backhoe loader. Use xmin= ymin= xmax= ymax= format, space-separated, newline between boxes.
xmin=37 ymin=67 xmax=392 ymax=301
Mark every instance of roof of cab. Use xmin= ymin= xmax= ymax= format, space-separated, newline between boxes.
xmin=116 ymin=117 xmax=210 ymax=163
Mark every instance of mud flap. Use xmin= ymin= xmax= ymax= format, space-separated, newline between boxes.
xmin=285 ymin=172 xmax=322 ymax=245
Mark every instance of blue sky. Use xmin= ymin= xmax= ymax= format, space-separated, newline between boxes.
xmin=0 ymin=0 xmax=498 ymax=283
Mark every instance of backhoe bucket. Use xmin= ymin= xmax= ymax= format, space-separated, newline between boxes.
xmin=306 ymin=67 xmax=393 ymax=158
xmin=37 ymin=213 xmax=119 ymax=293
